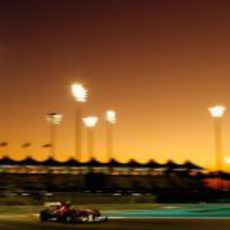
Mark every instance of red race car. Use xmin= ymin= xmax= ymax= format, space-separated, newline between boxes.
xmin=40 ymin=202 xmax=108 ymax=223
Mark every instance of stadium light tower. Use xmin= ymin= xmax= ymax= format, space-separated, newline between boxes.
xmin=105 ymin=110 xmax=116 ymax=161
xmin=46 ymin=112 xmax=63 ymax=158
xmin=83 ymin=116 xmax=98 ymax=160
xmin=208 ymin=105 xmax=226 ymax=189
xmin=71 ymin=83 xmax=88 ymax=160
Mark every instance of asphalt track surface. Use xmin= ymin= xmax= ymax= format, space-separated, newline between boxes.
xmin=1 ymin=204 xmax=230 ymax=229
xmin=0 ymin=217 xmax=230 ymax=230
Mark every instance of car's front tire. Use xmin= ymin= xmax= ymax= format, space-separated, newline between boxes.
xmin=86 ymin=214 xmax=95 ymax=222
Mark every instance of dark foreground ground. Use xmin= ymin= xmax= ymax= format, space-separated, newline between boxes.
xmin=0 ymin=218 xmax=230 ymax=230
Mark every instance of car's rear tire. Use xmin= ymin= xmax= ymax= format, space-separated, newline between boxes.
xmin=65 ymin=215 xmax=74 ymax=222
xmin=58 ymin=210 xmax=76 ymax=223
xmin=40 ymin=210 xmax=49 ymax=222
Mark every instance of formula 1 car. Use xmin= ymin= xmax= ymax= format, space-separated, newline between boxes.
xmin=39 ymin=202 xmax=108 ymax=223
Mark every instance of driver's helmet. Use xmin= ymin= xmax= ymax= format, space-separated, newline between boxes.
xmin=64 ymin=200 xmax=72 ymax=207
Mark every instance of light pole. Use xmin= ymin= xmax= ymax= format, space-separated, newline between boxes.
xmin=46 ymin=112 xmax=63 ymax=158
xmin=105 ymin=110 xmax=116 ymax=161
xmin=71 ymin=83 xmax=88 ymax=160
xmin=83 ymin=116 xmax=98 ymax=160
xmin=225 ymin=157 xmax=230 ymax=190
xmin=208 ymin=105 xmax=226 ymax=189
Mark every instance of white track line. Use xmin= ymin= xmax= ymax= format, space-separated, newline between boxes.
xmin=109 ymin=216 xmax=230 ymax=220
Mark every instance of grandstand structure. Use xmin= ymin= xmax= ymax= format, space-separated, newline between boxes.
xmin=0 ymin=156 xmax=204 ymax=175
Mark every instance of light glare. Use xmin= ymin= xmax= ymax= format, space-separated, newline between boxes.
xmin=208 ymin=105 xmax=226 ymax=117
xmin=105 ymin=110 xmax=116 ymax=124
xmin=83 ymin=116 xmax=99 ymax=127
xmin=71 ymin=83 xmax=88 ymax=102
xmin=226 ymin=157 xmax=230 ymax=164
xmin=47 ymin=113 xmax=63 ymax=124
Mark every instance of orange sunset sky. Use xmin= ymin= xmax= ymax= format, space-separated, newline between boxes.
xmin=1 ymin=0 xmax=230 ymax=170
